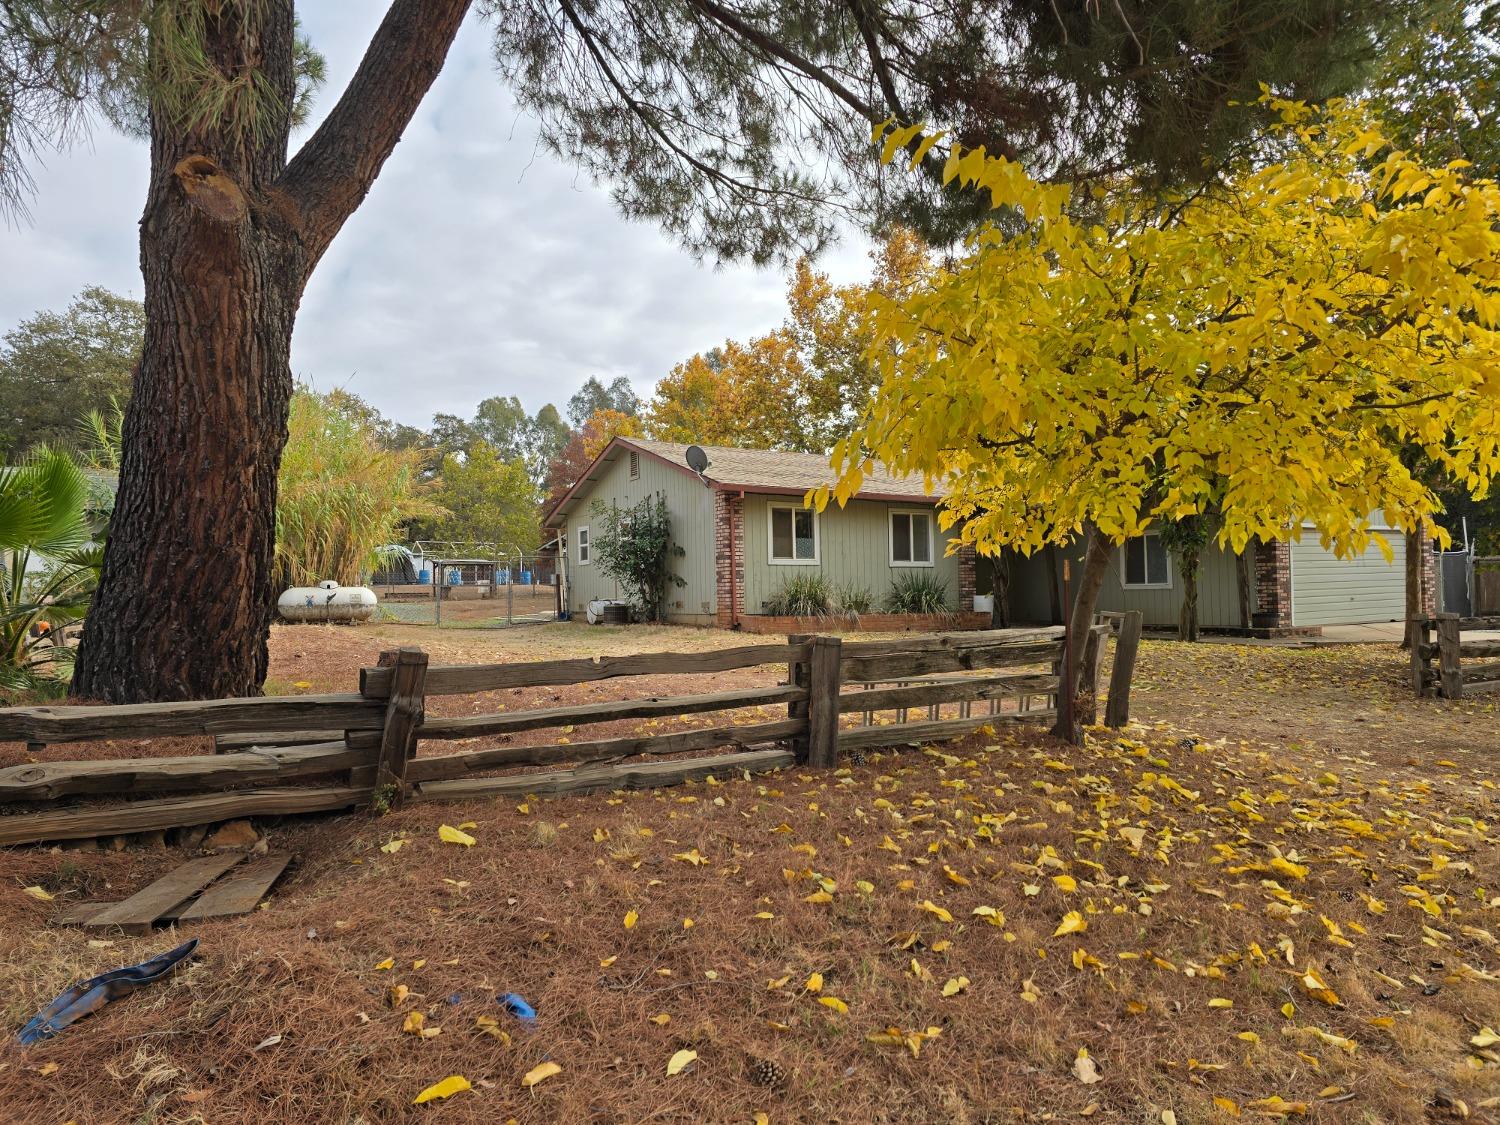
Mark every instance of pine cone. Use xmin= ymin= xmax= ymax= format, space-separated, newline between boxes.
xmin=848 ymin=749 xmax=869 ymax=767
xmin=750 ymin=1057 xmax=788 ymax=1087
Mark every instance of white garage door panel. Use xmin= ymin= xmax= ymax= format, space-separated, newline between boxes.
xmin=1291 ymin=533 xmax=1405 ymax=626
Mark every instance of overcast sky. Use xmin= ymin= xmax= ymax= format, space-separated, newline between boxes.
xmin=0 ymin=6 xmax=871 ymax=428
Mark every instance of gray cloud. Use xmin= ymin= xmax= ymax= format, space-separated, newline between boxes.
xmin=0 ymin=7 xmax=872 ymax=428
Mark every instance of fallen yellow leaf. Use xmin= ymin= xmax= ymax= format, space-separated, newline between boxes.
xmin=666 ymin=1048 xmax=698 ymax=1076
xmin=1053 ymin=911 xmax=1087 ymax=937
xmin=413 ymin=1075 xmax=470 ymax=1104
xmin=520 ymin=1061 xmax=562 ymax=1088
xmin=437 ymin=824 xmax=475 ymax=847
xmin=624 ymin=909 xmax=639 ymax=929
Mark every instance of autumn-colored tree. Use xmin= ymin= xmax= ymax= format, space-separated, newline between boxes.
xmin=646 ymin=333 xmax=811 ymax=449
xmin=645 ymin=229 xmax=931 ymax=452
xmin=581 ymin=409 xmax=644 ymax=460
xmin=784 ymin=227 xmax=931 ymax=444
xmin=825 ymin=102 xmax=1500 ymax=741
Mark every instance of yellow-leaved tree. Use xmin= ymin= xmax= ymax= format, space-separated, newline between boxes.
xmin=820 ymin=99 xmax=1500 ymax=741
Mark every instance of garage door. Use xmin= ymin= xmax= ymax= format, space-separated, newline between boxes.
xmin=1290 ymin=530 xmax=1406 ymax=626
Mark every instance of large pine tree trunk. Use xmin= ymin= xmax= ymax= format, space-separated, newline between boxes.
xmin=72 ymin=0 xmax=471 ymax=701
xmin=73 ymin=210 xmax=305 ymax=698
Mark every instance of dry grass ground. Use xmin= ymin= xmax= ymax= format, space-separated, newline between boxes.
xmin=2 ymin=626 xmax=1498 ymax=1123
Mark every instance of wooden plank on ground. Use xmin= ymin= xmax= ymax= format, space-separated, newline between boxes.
xmin=55 ymin=896 xmax=197 ymax=927
xmin=0 ymin=740 xmax=376 ymax=801
xmin=85 ymin=853 xmax=248 ymax=935
xmin=0 ymin=695 xmax=383 ymax=744
xmin=361 ymin=642 xmax=811 ymax=698
xmin=1459 ymin=640 xmax=1500 ymax=661
xmin=416 ymin=748 xmax=794 ymax=802
xmin=838 ymin=710 xmax=1057 ymax=751
xmin=406 ymin=718 xmax=803 ymax=782
xmin=0 ymin=785 xmax=371 ymax=846
xmin=417 ymin=684 xmax=806 ymax=741
xmin=177 ymin=853 xmax=294 ymax=922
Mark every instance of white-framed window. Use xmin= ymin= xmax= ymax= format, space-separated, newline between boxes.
xmin=768 ymin=503 xmax=819 ymax=564
xmin=1122 ymin=532 xmax=1171 ymax=588
xmin=889 ymin=508 xmax=934 ymax=566
xmin=577 ymin=526 xmax=591 ymax=565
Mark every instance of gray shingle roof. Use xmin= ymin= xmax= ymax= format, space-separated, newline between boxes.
xmin=621 ymin=438 xmax=942 ymax=500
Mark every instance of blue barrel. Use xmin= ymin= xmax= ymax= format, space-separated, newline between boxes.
xmin=447 ymin=568 xmax=462 ymax=586
xmin=498 ymin=568 xmax=510 ymax=585
xmin=417 ymin=568 xmax=431 ymax=584
xmin=521 ymin=569 xmax=533 ymax=585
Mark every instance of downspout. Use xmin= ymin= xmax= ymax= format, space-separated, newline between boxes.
xmin=729 ymin=489 xmax=743 ymax=629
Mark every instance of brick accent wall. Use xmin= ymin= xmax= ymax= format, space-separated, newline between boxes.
xmin=1419 ymin=527 xmax=1438 ymax=617
xmin=1253 ymin=538 xmax=1292 ymax=628
xmin=956 ymin=542 xmax=977 ymax=613
xmin=713 ymin=491 xmax=744 ymax=628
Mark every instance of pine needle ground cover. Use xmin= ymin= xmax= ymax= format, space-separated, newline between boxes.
xmin=2 ymin=635 xmax=1498 ymax=1122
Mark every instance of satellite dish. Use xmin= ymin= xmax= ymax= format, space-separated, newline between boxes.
xmin=685 ymin=445 xmax=710 ymax=473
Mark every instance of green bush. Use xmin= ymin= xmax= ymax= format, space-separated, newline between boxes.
xmin=833 ymin=583 xmax=874 ymax=615
xmin=764 ymin=573 xmax=833 ymax=617
xmin=885 ymin=572 xmax=951 ymax=614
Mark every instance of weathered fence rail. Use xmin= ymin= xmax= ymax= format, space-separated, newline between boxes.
xmin=1410 ymin=614 xmax=1500 ymax=698
xmin=0 ymin=624 xmax=1142 ymax=846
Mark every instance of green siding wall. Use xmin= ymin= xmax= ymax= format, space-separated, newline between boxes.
xmin=740 ymin=495 xmax=961 ymax=614
xmin=1007 ymin=540 xmax=1245 ymax=629
xmin=564 ymin=455 xmax=716 ymax=624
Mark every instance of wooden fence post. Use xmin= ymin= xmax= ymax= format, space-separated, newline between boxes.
xmin=805 ymin=635 xmax=843 ymax=769
xmin=1077 ymin=625 xmax=1104 ymax=728
xmin=373 ymin=648 xmax=428 ymax=808
xmin=787 ymin=633 xmax=811 ymax=762
xmin=1437 ymin=614 xmax=1463 ymax=700
xmin=1409 ymin=616 xmax=1432 ymax=695
xmin=1105 ymin=610 xmax=1143 ymax=728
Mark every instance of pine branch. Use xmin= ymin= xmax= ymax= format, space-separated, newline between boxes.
xmin=276 ymin=0 xmax=471 ymax=267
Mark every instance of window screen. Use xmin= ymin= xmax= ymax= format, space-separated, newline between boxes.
xmin=891 ymin=511 xmax=933 ymax=564
xmin=1123 ymin=533 xmax=1168 ymax=586
xmin=771 ymin=508 xmax=816 ymax=560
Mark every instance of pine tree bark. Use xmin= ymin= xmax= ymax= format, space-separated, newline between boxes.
xmin=73 ymin=0 xmax=471 ymax=701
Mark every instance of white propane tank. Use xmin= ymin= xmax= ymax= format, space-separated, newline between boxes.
xmin=278 ymin=580 xmax=378 ymax=624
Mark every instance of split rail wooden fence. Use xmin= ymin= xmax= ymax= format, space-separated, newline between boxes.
xmin=0 ymin=622 xmax=1141 ymax=847
xmin=1410 ymin=614 xmax=1500 ymax=699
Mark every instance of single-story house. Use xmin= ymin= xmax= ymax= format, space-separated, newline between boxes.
xmin=1000 ymin=515 xmax=1433 ymax=632
xmin=542 ymin=437 xmax=978 ymax=628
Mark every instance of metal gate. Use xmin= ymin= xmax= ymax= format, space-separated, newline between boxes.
xmin=371 ymin=542 xmax=562 ymax=627
xmin=1437 ymin=550 xmax=1473 ymax=617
